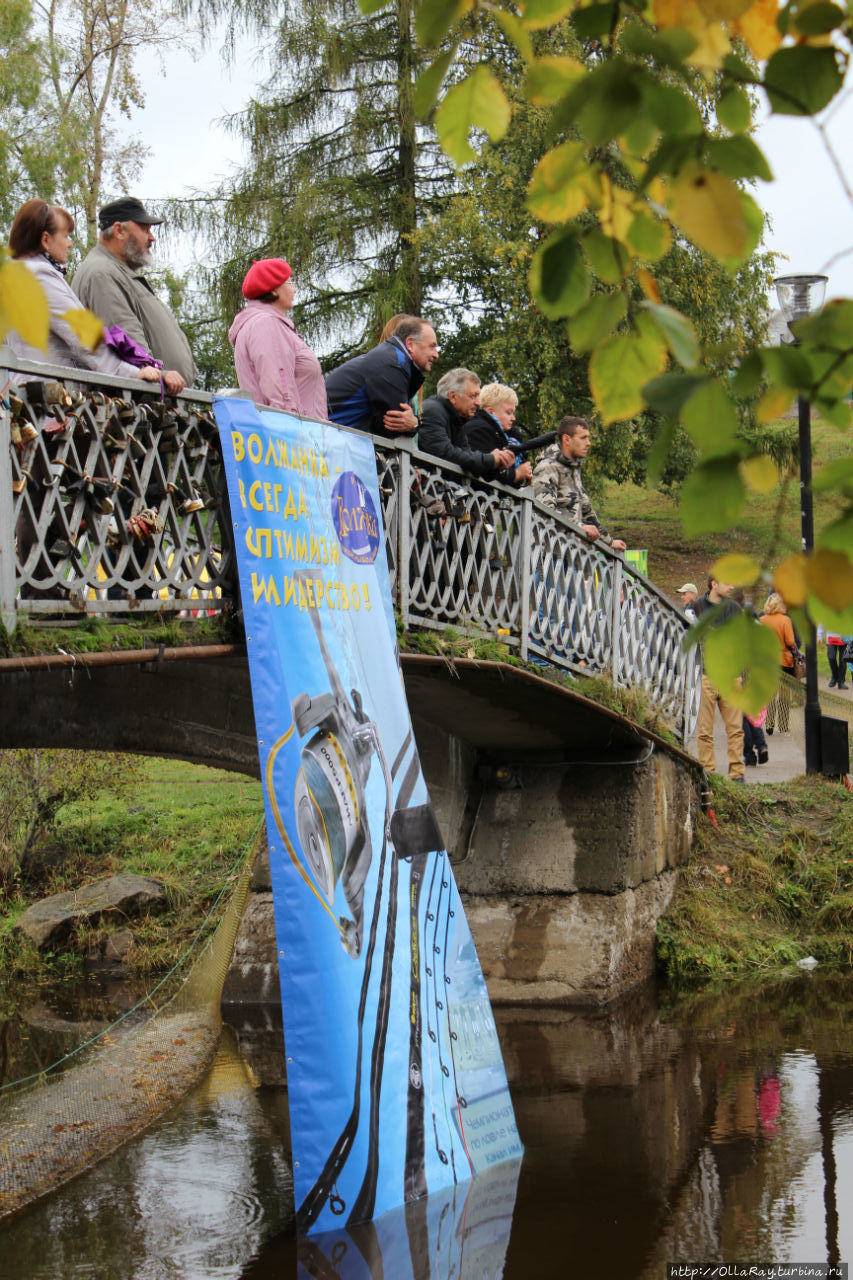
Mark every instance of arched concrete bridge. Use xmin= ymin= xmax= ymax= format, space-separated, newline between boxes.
xmin=1 ymin=358 xmax=703 ymax=1002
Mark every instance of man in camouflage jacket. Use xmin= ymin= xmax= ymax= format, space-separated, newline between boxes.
xmin=532 ymin=417 xmax=627 ymax=551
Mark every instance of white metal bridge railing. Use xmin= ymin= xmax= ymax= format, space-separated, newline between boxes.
xmin=1 ymin=355 xmax=701 ymax=742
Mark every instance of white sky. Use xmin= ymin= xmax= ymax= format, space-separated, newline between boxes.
xmin=128 ymin=36 xmax=853 ymax=305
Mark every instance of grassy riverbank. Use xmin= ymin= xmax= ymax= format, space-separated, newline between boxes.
xmin=657 ymin=774 xmax=853 ymax=983
xmin=0 ymin=756 xmax=265 ymax=1000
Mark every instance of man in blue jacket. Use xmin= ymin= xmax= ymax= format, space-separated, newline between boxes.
xmin=325 ymin=317 xmax=438 ymax=439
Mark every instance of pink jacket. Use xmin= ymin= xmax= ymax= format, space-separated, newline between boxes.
xmin=228 ymin=301 xmax=328 ymax=420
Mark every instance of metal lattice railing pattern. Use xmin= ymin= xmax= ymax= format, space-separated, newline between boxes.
xmin=2 ymin=369 xmax=231 ymax=617
xmin=2 ymin=357 xmax=700 ymax=740
xmin=376 ymin=445 xmax=700 ymax=741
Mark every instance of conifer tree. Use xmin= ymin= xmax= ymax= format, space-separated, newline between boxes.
xmin=184 ymin=0 xmax=456 ymax=361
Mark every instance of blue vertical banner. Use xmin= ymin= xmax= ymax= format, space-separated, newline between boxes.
xmin=214 ymin=398 xmax=522 ymax=1237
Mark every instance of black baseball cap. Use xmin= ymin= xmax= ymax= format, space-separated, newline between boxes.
xmin=98 ymin=197 xmax=163 ymax=230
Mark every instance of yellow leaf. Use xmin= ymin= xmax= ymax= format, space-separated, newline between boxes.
xmin=773 ymin=554 xmax=810 ymax=607
xmin=697 ymin=0 xmax=753 ymax=20
xmin=711 ymin=552 xmax=761 ymax=586
xmin=807 ymin=548 xmax=853 ymax=612
xmin=527 ymin=141 xmax=599 ymax=223
xmin=756 ymin=385 xmax=795 ymax=422
xmin=598 ymin=174 xmax=636 ymax=246
xmin=731 ymin=0 xmax=783 ymax=60
xmin=638 ymin=269 xmax=661 ymax=303
xmin=61 ymin=309 xmax=104 ymax=352
xmin=740 ymin=454 xmax=779 ymax=493
xmin=0 ymin=257 xmax=49 ymax=350
xmin=667 ymin=164 xmax=749 ymax=261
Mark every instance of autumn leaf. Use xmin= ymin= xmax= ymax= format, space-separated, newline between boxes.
xmin=711 ymin=552 xmax=761 ymax=586
xmin=667 ymin=164 xmax=750 ymax=261
xmin=0 ymin=257 xmax=49 ymax=350
xmin=740 ymin=454 xmax=778 ymax=493
xmin=807 ymin=548 xmax=853 ymax=611
xmin=774 ymin=554 xmax=810 ymax=607
xmin=61 ymin=309 xmax=104 ymax=351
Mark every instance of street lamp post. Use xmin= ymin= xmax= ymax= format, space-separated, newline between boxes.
xmin=773 ymin=273 xmax=828 ymax=775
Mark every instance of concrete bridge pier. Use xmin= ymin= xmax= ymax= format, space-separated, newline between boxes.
xmin=225 ymin=656 xmax=702 ymax=1011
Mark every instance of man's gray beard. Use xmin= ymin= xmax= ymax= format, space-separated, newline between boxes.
xmin=124 ymin=243 xmax=153 ymax=270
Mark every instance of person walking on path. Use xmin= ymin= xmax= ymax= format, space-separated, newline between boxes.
xmin=760 ymin=592 xmax=798 ymax=734
xmin=693 ymin=575 xmax=745 ymax=781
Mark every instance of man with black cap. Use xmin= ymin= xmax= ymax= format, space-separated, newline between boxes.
xmin=72 ymin=197 xmax=196 ymax=392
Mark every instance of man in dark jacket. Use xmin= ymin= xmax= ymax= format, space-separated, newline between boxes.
xmin=418 ymin=368 xmax=514 ymax=477
xmin=325 ymin=317 xmax=438 ymax=439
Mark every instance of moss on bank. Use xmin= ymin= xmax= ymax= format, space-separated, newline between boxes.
xmin=657 ymin=774 xmax=853 ymax=984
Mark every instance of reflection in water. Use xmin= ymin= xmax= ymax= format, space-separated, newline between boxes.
xmin=0 ymin=1028 xmax=293 ymax=1280
xmin=1 ymin=971 xmax=853 ymax=1279
xmin=296 ymin=1159 xmax=520 ymax=1279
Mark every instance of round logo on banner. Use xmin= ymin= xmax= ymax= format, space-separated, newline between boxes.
xmin=331 ymin=472 xmax=380 ymax=564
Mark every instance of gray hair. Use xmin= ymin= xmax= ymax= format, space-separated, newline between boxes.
xmin=437 ymin=367 xmax=479 ymax=398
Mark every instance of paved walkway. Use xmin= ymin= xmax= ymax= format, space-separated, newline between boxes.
xmin=686 ymin=676 xmax=853 ymax=785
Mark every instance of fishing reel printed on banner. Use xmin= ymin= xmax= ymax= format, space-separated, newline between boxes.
xmin=289 ymin=572 xmax=443 ymax=959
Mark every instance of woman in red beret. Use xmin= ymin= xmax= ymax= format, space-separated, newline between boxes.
xmin=228 ymin=258 xmax=327 ymax=419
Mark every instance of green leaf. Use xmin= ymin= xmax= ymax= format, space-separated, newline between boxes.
xmin=793 ymin=299 xmax=853 ymax=348
xmin=811 ymin=458 xmax=853 ymax=494
xmin=568 ymin=292 xmax=628 ymax=354
xmin=359 ymin=0 xmax=390 ymax=10
xmin=529 ymin=230 xmax=590 ymax=319
xmin=647 ymin=417 xmax=676 ymax=486
xmin=520 ymin=0 xmax=576 ymax=28
xmin=717 ymin=86 xmax=752 ymax=134
xmin=731 ymin=352 xmax=764 ymax=398
xmin=816 ymin=397 xmax=853 ymax=430
xmin=764 ymin=46 xmax=845 ymax=116
xmin=640 ymin=302 xmax=699 ymax=368
xmin=819 ymin=513 xmax=853 ymax=556
xmin=703 ymin=613 xmax=782 ymax=715
xmin=492 ymin=8 xmax=534 ymax=61
xmin=413 ymin=47 xmax=457 ymax=119
xmin=761 ymin=344 xmax=814 ymax=391
xmin=791 ymin=2 xmax=845 ymax=36
xmin=434 ymin=65 xmax=511 ymax=165
xmin=626 ymin=210 xmax=671 ymax=261
xmin=526 ymin=139 xmax=593 ymax=222
xmin=577 ymin=64 xmax=644 ymax=146
xmin=618 ymin=23 xmax=699 ymax=66
xmin=572 ymin=2 xmax=619 ymax=40
xmin=705 ymin=135 xmax=773 ymax=182
xmin=642 ymin=372 xmax=707 ymax=417
xmin=680 ymin=379 xmax=738 ymax=448
xmin=524 ymin=56 xmax=584 ymax=105
xmin=643 ymin=82 xmax=703 ymax=137
xmin=680 ymin=454 xmax=745 ymax=534
xmin=415 ymin=0 xmax=471 ymax=46
xmin=807 ymin=596 xmax=853 ymax=635
xmin=589 ymin=318 xmax=668 ymax=424
xmin=581 ymin=230 xmax=632 ymax=284
xmin=723 ymin=53 xmax=759 ymax=84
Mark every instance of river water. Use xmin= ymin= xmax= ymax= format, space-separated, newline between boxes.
xmin=1 ymin=969 xmax=852 ymax=1279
